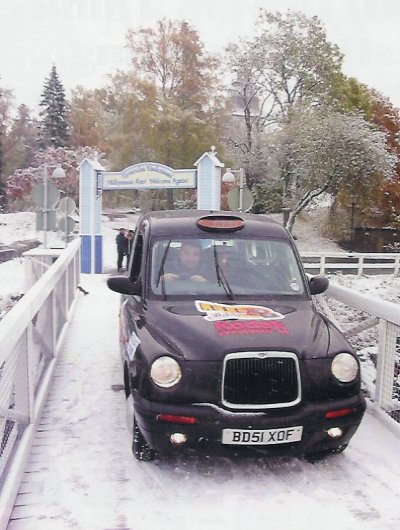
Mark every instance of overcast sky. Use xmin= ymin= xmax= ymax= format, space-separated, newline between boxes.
xmin=0 ymin=0 xmax=400 ymax=112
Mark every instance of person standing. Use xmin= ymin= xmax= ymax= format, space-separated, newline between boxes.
xmin=126 ymin=230 xmax=135 ymax=268
xmin=116 ymin=228 xmax=127 ymax=271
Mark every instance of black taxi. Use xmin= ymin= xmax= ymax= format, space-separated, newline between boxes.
xmin=108 ymin=210 xmax=366 ymax=461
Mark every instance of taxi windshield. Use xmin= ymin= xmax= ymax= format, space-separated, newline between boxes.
xmin=150 ymin=236 xmax=306 ymax=299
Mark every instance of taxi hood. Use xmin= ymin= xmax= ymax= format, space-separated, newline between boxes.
xmin=141 ymin=299 xmax=333 ymax=361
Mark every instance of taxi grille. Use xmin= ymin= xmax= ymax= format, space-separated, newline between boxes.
xmin=222 ymin=353 xmax=300 ymax=409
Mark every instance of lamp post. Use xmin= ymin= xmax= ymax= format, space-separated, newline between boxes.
xmin=42 ymin=164 xmax=66 ymax=248
xmin=222 ymin=168 xmax=246 ymax=211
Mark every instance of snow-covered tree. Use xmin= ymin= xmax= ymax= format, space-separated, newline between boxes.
xmin=268 ymin=106 xmax=396 ymax=232
xmin=6 ymin=146 xmax=107 ymax=209
xmin=3 ymin=104 xmax=38 ymax=175
xmin=256 ymin=10 xmax=343 ymax=110
xmin=38 ymin=65 xmax=70 ymax=148
xmin=225 ymin=10 xmax=344 ymax=183
xmin=0 ymin=85 xmax=14 ymax=203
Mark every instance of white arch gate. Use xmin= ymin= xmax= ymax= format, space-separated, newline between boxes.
xmin=79 ymin=150 xmax=224 ymax=273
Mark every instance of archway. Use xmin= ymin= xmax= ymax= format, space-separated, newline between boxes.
xmin=79 ymin=151 xmax=224 ymax=273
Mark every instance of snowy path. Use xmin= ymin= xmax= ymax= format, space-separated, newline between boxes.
xmin=7 ymin=275 xmax=400 ymax=530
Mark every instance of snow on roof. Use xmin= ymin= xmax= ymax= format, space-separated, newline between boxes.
xmin=78 ymin=158 xmax=105 ymax=171
xmin=194 ymin=151 xmax=225 ymax=168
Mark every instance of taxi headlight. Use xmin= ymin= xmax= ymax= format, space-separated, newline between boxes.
xmin=150 ymin=356 xmax=182 ymax=388
xmin=331 ymin=353 xmax=359 ymax=383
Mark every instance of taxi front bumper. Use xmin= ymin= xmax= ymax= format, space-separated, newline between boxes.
xmin=132 ymin=390 xmax=366 ymax=456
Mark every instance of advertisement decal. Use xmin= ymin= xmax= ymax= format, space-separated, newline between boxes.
xmin=195 ymin=300 xmax=284 ymax=322
xmin=214 ymin=320 xmax=289 ymax=336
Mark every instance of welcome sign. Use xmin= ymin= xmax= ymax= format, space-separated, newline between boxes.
xmin=101 ymin=162 xmax=196 ymax=190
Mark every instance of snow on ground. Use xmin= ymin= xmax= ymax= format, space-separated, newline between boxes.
xmin=0 ymin=258 xmax=26 ymax=319
xmin=2 ymin=210 xmax=400 ymax=529
xmin=0 ymin=210 xmax=134 ymax=319
xmin=7 ymin=274 xmax=400 ymax=530
xmin=0 ymin=212 xmax=38 ymax=245
xmin=0 ymin=212 xmax=66 ymax=318
xmin=268 ymin=209 xmax=344 ymax=253
xmin=0 ymin=212 xmax=41 ymax=315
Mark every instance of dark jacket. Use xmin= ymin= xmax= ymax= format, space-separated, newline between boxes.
xmin=116 ymin=233 xmax=128 ymax=253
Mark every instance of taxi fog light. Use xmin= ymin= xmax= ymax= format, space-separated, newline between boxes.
xmin=170 ymin=433 xmax=187 ymax=445
xmin=327 ymin=427 xmax=343 ymax=438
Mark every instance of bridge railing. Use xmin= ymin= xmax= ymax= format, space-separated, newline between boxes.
xmin=302 ymin=252 xmax=400 ymax=276
xmin=0 ymin=238 xmax=81 ymax=526
xmin=316 ymin=281 xmax=400 ymax=424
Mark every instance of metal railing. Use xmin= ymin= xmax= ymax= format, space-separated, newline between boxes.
xmin=0 ymin=238 xmax=81 ymax=526
xmin=302 ymin=252 xmax=400 ymax=276
xmin=316 ymin=281 xmax=400 ymax=424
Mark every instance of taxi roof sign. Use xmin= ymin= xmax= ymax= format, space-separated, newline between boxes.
xmin=197 ymin=215 xmax=244 ymax=232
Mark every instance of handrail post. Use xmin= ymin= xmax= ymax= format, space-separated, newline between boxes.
xmin=26 ymin=323 xmax=36 ymax=422
xmin=376 ymin=319 xmax=397 ymax=409
xmin=320 ymin=255 xmax=326 ymax=275
xmin=394 ymin=255 xmax=400 ymax=276
xmin=357 ymin=255 xmax=364 ymax=276
xmin=52 ymin=290 xmax=57 ymax=353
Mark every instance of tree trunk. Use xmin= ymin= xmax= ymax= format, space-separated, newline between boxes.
xmin=286 ymin=211 xmax=296 ymax=233
xmin=285 ymin=184 xmax=330 ymax=233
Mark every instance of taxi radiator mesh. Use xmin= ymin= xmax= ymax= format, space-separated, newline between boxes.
xmin=223 ymin=356 xmax=299 ymax=406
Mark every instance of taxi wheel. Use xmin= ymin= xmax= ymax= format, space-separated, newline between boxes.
xmin=132 ymin=415 xmax=157 ymax=462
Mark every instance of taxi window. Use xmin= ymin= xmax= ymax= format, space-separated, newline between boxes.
xmin=149 ymin=236 xmax=305 ymax=299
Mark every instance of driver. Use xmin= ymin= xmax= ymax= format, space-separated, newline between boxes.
xmin=163 ymin=241 xmax=207 ymax=282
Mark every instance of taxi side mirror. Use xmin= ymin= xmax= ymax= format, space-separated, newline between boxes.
xmin=107 ymin=276 xmax=141 ymax=296
xmin=309 ymin=275 xmax=329 ymax=295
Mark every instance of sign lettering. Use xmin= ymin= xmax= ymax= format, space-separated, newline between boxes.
xmin=102 ymin=163 xmax=196 ymax=190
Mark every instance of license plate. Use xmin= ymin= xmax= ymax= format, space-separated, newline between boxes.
xmin=222 ymin=426 xmax=303 ymax=445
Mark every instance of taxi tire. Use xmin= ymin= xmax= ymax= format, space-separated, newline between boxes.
xmin=132 ymin=415 xmax=157 ymax=462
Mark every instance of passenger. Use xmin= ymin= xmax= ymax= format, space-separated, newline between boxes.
xmin=163 ymin=241 xmax=207 ymax=282
xmin=215 ymin=245 xmax=242 ymax=278
xmin=216 ymin=245 xmax=259 ymax=288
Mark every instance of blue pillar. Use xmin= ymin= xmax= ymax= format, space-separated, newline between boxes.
xmin=79 ymin=158 xmax=104 ymax=273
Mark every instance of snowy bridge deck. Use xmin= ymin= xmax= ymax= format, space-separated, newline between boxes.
xmin=5 ymin=275 xmax=400 ymax=530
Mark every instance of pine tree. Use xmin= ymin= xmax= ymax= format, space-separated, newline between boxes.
xmin=38 ymin=65 xmax=70 ymax=148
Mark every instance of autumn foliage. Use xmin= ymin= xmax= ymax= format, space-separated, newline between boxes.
xmin=370 ymin=91 xmax=400 ymax=227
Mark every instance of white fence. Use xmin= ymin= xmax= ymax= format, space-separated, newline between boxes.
xmin=302 ymin=252 xmax=400 ymax=276
xmin=0 ymin=238 xmax=81 ymax=526
xmin=23 ymin=247 xmax=66 ymax=291
xmin=318 ymin=281 xmax=400 ymax=424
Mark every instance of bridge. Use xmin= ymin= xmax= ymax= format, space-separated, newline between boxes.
xmin=1 ymin=240 xmax=400 ymax=529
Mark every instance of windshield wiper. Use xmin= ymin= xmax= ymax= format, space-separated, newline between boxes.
xmin=156 ymin=240 xmax=171 ymax=300
xmin=213 ymin=243 xmax=234 ymax=300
